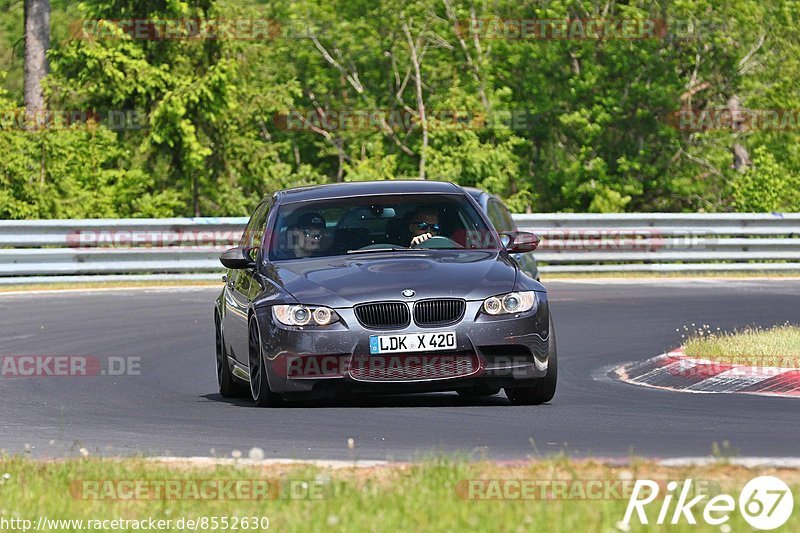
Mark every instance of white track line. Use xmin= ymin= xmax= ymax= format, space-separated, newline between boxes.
xmin=146 ymin=456 xmax=800 ymax=469
xmin=658 ymin=457 xmax=800 ymax=468
xmin=149 ymin=457 xmax=389 ymax=469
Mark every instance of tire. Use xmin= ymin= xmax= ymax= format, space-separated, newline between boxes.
xmin=505 ymin=317 xmax=557 ymax=405
xmin=248 ymin=317 xmax=283 ymax=407
xmin=216 ymin=317 xmax=248 ymax=398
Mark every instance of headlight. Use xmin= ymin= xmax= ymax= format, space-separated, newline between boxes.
xmin=482 ymin=291 xmax=537 ymax=315
xmin=273 ymin=305 xmax=339 ymax=326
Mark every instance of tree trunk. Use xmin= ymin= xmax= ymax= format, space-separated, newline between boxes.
xmin=24 ymin=0 xmax=50 ymax=118
xmin=403 ymin=23 xmax=427 ymax=180
xmin=728 ymin=96 xmax=751 ymax=173
xmin=193 ymin=173 xmax=200 ymax=217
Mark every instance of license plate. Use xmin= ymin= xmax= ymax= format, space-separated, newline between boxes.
xmin=369 ymin=332 xmax=457 ymax=354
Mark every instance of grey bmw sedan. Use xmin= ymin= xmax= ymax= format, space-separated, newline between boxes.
xmin=214 ymin=180 xmax=556 ymax=406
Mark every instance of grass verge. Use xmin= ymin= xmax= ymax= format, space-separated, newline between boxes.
xmin=1 ymin=456 xmax=799 ymax=532
xmin=682 ymin=324 xmax=800 ymax=366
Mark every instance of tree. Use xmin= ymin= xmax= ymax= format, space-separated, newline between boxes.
xmin=23 ymin=0 xmax=48 ymax=115
xmin=2 ymin=0 xmax=799 ymax=218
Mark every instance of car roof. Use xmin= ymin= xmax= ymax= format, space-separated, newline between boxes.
xmin=275 ymin=180 xmax=463 ymax=204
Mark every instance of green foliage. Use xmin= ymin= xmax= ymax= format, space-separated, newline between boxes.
xmin=1 ymin=0 xmax=799 ymax=218
xmin=732 ymin=146 xmax=800 ymax=211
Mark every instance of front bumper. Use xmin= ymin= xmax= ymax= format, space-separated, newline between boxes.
xmin=254 ymin=294 xmax=551 ymax=397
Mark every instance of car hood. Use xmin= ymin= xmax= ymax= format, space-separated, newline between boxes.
xmin=268 ymin=250 xmax=519 ymax=307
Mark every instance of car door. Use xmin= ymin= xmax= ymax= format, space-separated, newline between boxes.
xmin=225 ymin=200 xmax=270 ymax=364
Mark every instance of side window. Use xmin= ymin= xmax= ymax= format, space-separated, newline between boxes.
xmin=499 ymin=202 xmax=516 ymax=231
xmin=240 ymin=201 xmax=270 ymax=249
xmin=487 ymin=200 xmax=511 ymax=232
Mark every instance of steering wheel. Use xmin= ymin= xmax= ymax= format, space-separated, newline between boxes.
xmin=411 ymin=235 xmax=462 ymax=249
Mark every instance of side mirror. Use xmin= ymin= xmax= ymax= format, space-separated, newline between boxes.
xmin=220 ymin=247 xmax=258 ymax=269
xmin=501 ymin=231 xmax=540 ymax=253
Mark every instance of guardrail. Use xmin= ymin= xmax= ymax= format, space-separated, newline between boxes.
xmin=514 ymin=213 xmax=800 ymax=273
xmin=1 ymin=213 xmax=799 ymax=283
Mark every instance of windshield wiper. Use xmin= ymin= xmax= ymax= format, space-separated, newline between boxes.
xmin=346 ymin=246 xmax=409 ymax=254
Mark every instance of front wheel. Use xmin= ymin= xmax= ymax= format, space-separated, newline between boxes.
xmin=505 ymin=318 xmax=557 ymax=405
xmin=248 ymin=317 xmax=283 ymax=407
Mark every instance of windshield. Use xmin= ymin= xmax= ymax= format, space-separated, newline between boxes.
xmin=268 ymin=193 xmax=499 ymax=260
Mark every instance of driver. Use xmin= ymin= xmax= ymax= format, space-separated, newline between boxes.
xmin=288 ymin=212 xmax=327 ymax=258
xmin=408 ymin=207 xmax=441 ymax=246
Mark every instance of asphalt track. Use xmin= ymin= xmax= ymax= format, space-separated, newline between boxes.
xmin=1 ymin=279 xmax=798 ymax=461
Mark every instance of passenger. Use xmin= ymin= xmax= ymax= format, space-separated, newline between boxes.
xmin=288 ymin=212 xmax=326 ymax=258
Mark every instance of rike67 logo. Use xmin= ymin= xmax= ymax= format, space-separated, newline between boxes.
xmin=623 ymin=476 xmax=794 ymax=530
